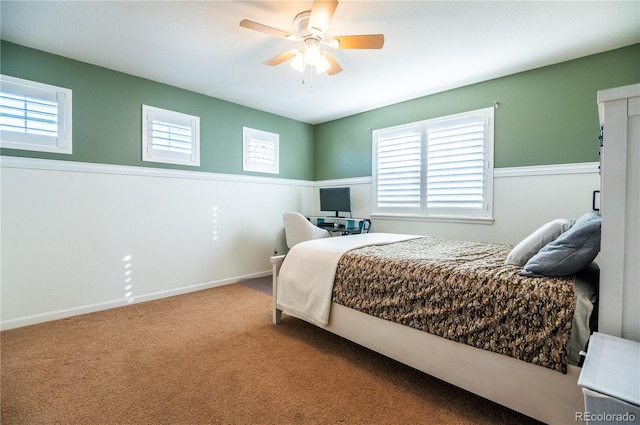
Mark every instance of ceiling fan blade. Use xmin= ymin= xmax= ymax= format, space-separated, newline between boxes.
xmin=324 ymin=52 xmax=343 ymax=76
xmin=264 ymin=50 xmax=297 ymax=66
xmin=239 ymin=19 xmax=296 ymax=40
xmin=308 ymin=0 xmax=338 ymax=35
xmin=331 ymin=34 xmax=385 ymax=49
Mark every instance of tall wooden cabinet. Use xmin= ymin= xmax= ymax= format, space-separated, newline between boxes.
xmin=597 ymin=83 xmax=640 ymax=342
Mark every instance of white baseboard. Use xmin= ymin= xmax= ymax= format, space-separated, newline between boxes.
xmin=0 ymin=270 xmax=271 ymax=331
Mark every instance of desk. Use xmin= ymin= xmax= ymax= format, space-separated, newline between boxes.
xmin=311 ymin=217 xmax=371 ymax=235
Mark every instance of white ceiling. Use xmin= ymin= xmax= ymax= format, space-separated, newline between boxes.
xmin=2 ymin=1 xmax=639 ymax=124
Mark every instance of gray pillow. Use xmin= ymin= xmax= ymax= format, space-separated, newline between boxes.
xmin=520 ymin=211 xmax=601 ymax=277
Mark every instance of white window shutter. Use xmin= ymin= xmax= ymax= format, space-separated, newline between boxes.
xmin=0 ymin=74 xmax=72 ymax=154
xmin=426 ymin=113 xmax=486 ymax=215
xmin=243 ymin=127 xmax=279 ymax=174
xmin=0 ymin=92 xmax=58 ymax=137
xmin=142 ymin=105 xmax=200 ymax=167
xmin=373 ymin=124 xmax=423 ymax=214
xmin=372 ymin=108 xmax=493 ymax=219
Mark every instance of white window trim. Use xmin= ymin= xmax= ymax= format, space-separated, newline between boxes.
xmin=142 ymin=105 xmax=200 ymax=167
xmin=0 ymin=74 xmax=72 ymax=154
xmin=243 ymin=126 xmax=279 ymax=174
xmin=372 ymin=107 xmax=494 ymax=221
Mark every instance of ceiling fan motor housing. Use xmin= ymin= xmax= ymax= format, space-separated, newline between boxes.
xmin=294 ymin=11 xmax=316 ymax=39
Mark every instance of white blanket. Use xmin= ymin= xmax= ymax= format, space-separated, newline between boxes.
xmin=276 ymin=233 xmax=419 ymax=326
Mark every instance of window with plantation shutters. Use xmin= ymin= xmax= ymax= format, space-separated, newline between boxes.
xmin=373 ymin=107 xmax=493 ymax=220
xmin=142 ymin=105 xmax=200 ymax=167
xmin=373 ymin=124 xmax=423 ymax=215
xmin=426 ymin=112 xmax=489 ymax=215
xmin=243 ymin=127 xmax=279 ymax=174
xmin=0 ymin=74 xmax=72 ymax=154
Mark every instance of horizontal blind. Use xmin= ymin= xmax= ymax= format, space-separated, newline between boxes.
xmin=142 ymin=105 xmax=199 ymax=166
xmin=375 ymin=125 xmax=422 ymax=211
xmin=372 ymin=107 xmax=492 ymax=219
xmin=0 ymin=92 xmax=58 ymax=137
xmin=247 ymin=138 xmax=276 ymax=165
xmin=426 ymin=114 xmax=485 ymax=211
xmin=243 ymin=127 xmax=279 ymax=174
xmin=150 ymin=119 xmax=193 ymax=155
xmin=0 ymin=75 xmax=72 ymax=154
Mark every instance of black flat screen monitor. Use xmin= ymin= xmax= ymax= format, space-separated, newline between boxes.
xmin=320 ymin=187 xmax=351 ymax=218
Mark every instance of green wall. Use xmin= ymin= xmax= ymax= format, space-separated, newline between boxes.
xmin=3 ymin=41 xmax=639 ymax=182
xmin=314 ymin=43 xmax=640 ymax=180
xmin=0 ymin=41 xmax=315 ymax=180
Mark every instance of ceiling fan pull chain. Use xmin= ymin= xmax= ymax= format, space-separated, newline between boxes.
xmin=307 ymin=67 xmax=314 ymax=94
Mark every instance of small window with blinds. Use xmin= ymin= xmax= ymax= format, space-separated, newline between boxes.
xmin=0 ymin=74 xmax=72 ymax=154
xmin=243 ymin=127 xmax=279 ymax=174
xmin=142 ymin=105 xmax=200 ymax=167
xmin=373 ymin=107 xmax=494 ymax=220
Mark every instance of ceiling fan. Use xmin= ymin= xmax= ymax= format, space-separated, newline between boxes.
xmin=239 ymin=0 xmax=384 ymax=76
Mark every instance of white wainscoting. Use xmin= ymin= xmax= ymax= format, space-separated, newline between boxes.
xmin=1 ymin=157 xmax=314 ymax=329
xmin=1 ymin=157 xmax=599 ymax=329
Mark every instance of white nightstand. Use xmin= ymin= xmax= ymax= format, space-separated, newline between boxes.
xmin=577 ymin=332 xmax=640 ymax=424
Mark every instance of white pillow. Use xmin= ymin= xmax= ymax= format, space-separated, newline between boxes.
xmin=505 ymin=218 xmax=575 ymax=266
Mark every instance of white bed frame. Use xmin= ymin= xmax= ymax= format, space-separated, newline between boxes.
xmin=268 ymin=84 xmax=640 ymax=424
xmin=271 ymin=255 xmax=584 ymax=425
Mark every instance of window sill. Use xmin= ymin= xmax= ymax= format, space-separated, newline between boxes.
xmin=371 ymin=213 xmax=494 ymax=225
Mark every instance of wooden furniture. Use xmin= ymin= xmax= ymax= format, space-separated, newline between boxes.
xmin=597 ymin=83 xmax=640 ymax=342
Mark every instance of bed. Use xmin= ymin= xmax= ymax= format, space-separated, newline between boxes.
xmin=271 ymin=217 xmax=600 ymax=424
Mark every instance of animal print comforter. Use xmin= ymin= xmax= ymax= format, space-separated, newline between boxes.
xmin=331 ymin=236 xmax=576 ymax=373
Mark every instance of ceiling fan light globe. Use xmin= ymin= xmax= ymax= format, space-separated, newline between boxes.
xmin=315 ymin=54 xmax=331 ymax=74
xmin=304 ymin=39 xmax=321 ymax=66
xmin=291 ymin=52 xmax=305 ymax=73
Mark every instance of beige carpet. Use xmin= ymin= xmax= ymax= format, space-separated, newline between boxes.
xmin=1 ymin=284 xmax=542 ymax=424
